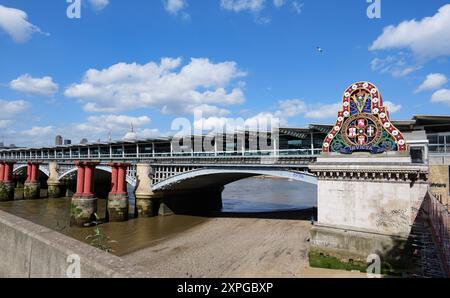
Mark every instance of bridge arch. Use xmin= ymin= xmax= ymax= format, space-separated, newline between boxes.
xmin=152 ymin=167 xmax=317 ymax=192
xmin=13 ymin=164 xmax=50 ymax=177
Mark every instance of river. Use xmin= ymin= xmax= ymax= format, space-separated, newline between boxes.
xmin=0 ymin=177 xmax=317 ymax=256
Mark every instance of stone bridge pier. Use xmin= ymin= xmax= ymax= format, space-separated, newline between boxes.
xmin=107 ymin=163 xmax=130 ymax=222
xmin=135 ymin=163 xmax=158 ymax=217
xmin=47 ymin=161 xmax=61 ymax=198
xmin=0 ymin=162 xmax=15 ymax=202
xmin=70 ymin=162 xmax=99 ymax=227
xmin=24 ymin=162 xmax=41 ymax=200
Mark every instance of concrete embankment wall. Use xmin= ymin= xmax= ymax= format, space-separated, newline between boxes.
xmin=0 ymin=210 xmax=150 ymax=278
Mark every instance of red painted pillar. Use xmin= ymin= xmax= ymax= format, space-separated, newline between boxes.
xmin=83 ymin=164 xmax=93 ymax=196
xmin=0 ymin=163 xmax=4 ymax=182
xmin=31 ymin=163 xmax=39 ymax=182
xmin=91 ymin=165 xmax=96 ymax=194
xmin=26 ymin=163 xmax=32 ymax=182
xmin=75 ymin=162 xmax=85 ymax=196
xmin=117 ymin=165 xmax=126 ymax=195
xmin=110 ymin=164 xmax=118 ymax=194
xmin=3 ymin=163 xmax=14 ymax=182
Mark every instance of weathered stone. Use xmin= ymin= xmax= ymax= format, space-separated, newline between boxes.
xmin=23 ymin=182 xmax=40 ymax=200
xmin=158 ymin=202 xmax=174 ymax=216
xmin=308 ymin=154 xmax=428 ymax=273
xmin=47 ymin=183 xmax=61 ymax=198
xmin=309 ymin=225 xmax=414 ymax=274
xmin=135 ymin=163 xmax=158 ymax=217
xmin=309 ymin=155 xmax=428 ymax=236
xmin=70 ymin=196 xmax=97 ymax=227
xmin=0 ymin=182 xmax=14 ymax=202
xmin=136 ymin=197 xmax=158 ymax=217
xmin=107 ymin=193 xmax=129 ymax=222
xmin=47 ymin=162 xmax=61 ymax=199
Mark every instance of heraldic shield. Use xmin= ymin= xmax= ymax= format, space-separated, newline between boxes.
xmin=322 ymin=81 xmax=407 ymax=154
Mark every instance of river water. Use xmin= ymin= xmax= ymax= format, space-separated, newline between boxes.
xmin=0 ymin=177 xmax=317 ymax=256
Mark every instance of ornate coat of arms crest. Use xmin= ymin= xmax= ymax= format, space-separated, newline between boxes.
xmin=322 ymin=82 xmax=407 ymax=154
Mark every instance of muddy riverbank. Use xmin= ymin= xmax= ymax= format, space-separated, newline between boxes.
xmin=0 ymin=177 xmax=367 ymax=277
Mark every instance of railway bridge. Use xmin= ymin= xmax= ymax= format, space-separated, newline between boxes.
xmin=0 ymin=144 xmax=318 ymax=225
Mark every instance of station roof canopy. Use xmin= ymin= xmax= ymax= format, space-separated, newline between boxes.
xmin=412 ymin=115 xmax=450 ymax=133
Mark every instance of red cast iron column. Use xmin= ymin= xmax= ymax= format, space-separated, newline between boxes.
xmin=75 ymin=162 xmax=85 ymax=196
xmin=83 ymin=163 xmax=93 ymax=197
xmin=0 ymin=162 xmax=4 ymax=182
xmin=117 ymin=164 xmax=127 ymax=195
xmin=3 ymin=162 xmax=14 ymax=182
xmin=26 ymin=163 xmax=32 ymax=182
xmin=31 ymin=163 xmax=39 ymax=182
xmin=110 ymin=163 xmax=118 ymax=194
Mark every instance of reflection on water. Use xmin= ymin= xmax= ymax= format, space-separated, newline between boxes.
xmin=0 ymin=198 xmax=208 ymax=256
xmin=223 ymin=177 xmax=317 ymax=212
xmin=0 ymin=177 xmax=317 ymax=256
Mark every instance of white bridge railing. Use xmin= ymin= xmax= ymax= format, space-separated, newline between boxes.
xmin=2 ymin=149 xmax=322 ymax=161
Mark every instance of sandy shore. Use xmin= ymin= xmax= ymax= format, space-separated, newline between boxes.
xmin=124 ymin=214 xmax=367 ymax=278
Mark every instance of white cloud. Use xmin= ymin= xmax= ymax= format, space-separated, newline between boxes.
xmin=193 ymin=98 xmax=343 ymax=134
xmin=65 ymin=57 xmax=246 ymax=114
xmin=20 ymin=126 xmax=54 ymax=137
xmin=275 ymin=99 xmax=356 ymax=121
xmin=69 ymin=114 xmax=155 ymax=142
xmin=0 ymin=99 xmax=31 ymax=145
xmin=10 ymin=74 xmax=59 ymax=97
xmin=193 ymin=112 xmax=282 ymax=134
xmin=431 ymin=89 xmax=450 ymax=106
xmin=221 ymin=0 xmax=265 ymax=13
xmin=384 ymin=101 xmax=402 ymax=113
xmin=415 ymin=73 xmax=448 ymax=93
xmin=88 ymin=0 xmax=110 ymax=11
xmin=370 ymin=4 xmax=450 ymax=60
xmin=273 ymin=0 xmax=285 ymax=8
xmin=301 ymin=100 xmax=401 ymax=120
xmin=275 ymin=99 xmax=307 ymax=118
xmin=0 ymin=99 xmax=30 ymax=117
xmin=304 ymin=103 xmax=341 ymax=120
xmin=370 ymin=55 xmax=420 ymax=78
xmin=0 ymin=5 xmax=44 ymax=43
xmin=186 ymin=104 xmax=231 ymax=117
xmin=139 ymin=128 xmax=162 ymax=139
xmin=164 ymin=0 xmax=187 ymax=15
xmin=74 ymin=115 xmax=151 ymax=134
xmin=291 ymin=1 xmax=303 ymax=14
xmin=0 ymin=120 xmax=11 ymax=129
xmin=220 ymin=0 xmax=301 ymax=22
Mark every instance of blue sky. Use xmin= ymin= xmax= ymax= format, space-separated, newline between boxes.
xmin=0 ymin=0 xmax=449 ymax=146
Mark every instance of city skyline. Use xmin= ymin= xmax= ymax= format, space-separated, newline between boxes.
xmin=1 ymin=0 xmax=450 ymax=147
